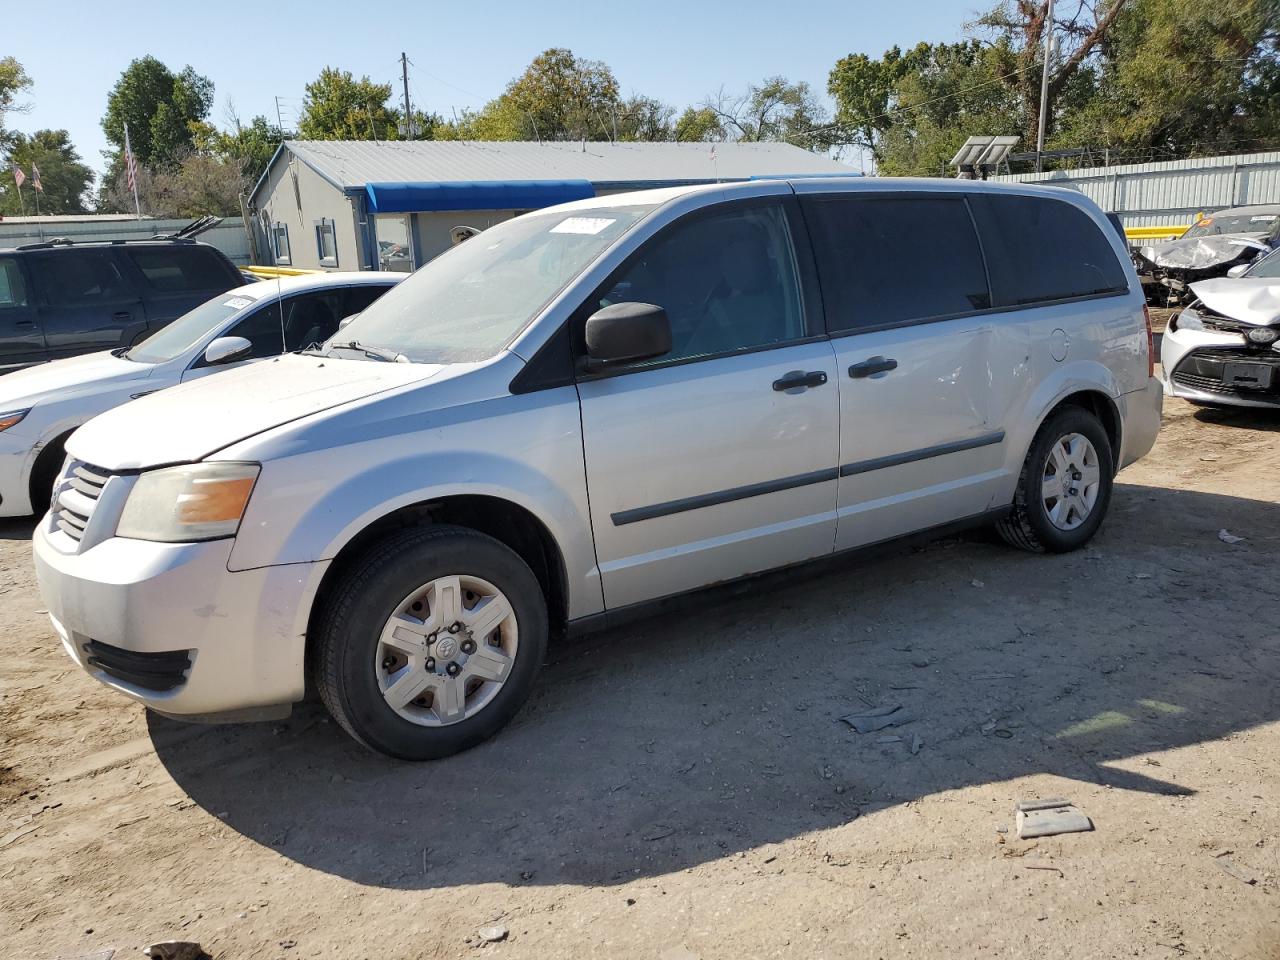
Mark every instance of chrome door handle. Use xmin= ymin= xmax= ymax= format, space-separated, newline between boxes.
xmin=848 ymin=357 xmax=898 ymax=378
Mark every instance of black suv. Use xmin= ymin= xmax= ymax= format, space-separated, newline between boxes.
xmin=0 ymin=238 xmax=244 ymax=372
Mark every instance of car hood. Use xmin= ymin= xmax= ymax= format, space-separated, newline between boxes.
xmin=1137 ymin=233 xmax=1271 ymax=270
xmin=67 ymin=354 xmax=445 ymax=470
xmin=1189 ymin=277 xmax=1280 ymax=327
xmin=0 ymin=351 xmax=153 ymax=409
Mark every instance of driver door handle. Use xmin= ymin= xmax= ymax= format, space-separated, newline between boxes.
xmin=772 ymin=370 xmax=828 ymax=392
xmin=848 ymin=356 xmax=898 ymax=378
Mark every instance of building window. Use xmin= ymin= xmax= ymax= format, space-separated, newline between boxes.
xmin=315 ymin=218 xmax=339 ymax=268
xmin=375 ymin=215 xmax=414 ymax=273
xmin=271 ymin=223 xmax=291 ymax=265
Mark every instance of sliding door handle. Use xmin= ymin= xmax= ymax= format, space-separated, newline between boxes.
xmin=773 ymin=370 xmax=828 ymax=392
xmin=848 ymin=356 xmax=898 ymax=379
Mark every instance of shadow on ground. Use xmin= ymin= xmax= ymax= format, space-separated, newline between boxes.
xmin=0 ymin=516 xmax=38 ymax=541
xmin=151 ymin=481 xmax=1279 ymax=890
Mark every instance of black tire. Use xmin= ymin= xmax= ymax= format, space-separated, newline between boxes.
xmin=28 ymin=435 xmax=68 ymax=516
xmin=996 ymin=406 xmax=1115 ymax=554
xmin=314 ymin=525 xmax=548 ymax=760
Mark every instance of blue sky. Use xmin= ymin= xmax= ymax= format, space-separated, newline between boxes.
xmin=12 ymin=0 xmax=972 ymax=178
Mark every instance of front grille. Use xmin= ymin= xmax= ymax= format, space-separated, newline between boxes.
xmin=55 ymin=462 xmax=111 ymax=543
xmin=83 ymin=640 xmax=192 ymax=692
xmin=1172 ymin=347 xmax=1280 ymax=405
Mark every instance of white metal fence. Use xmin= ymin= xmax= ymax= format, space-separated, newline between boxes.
xmin=0 ymin=216 xmax=252 ymax=264
xmin=990 ymin=151 xmax=1280 ymax=228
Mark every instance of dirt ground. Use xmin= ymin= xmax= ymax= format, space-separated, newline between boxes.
xmin=2 ymin=394 xmax=1279 ymax=960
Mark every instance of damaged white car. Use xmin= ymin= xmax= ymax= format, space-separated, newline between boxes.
xmin=1162 ymin=264 xmax=1280 ymax=408
xmin=1136 ymin=205 xmax=1280 ymax=303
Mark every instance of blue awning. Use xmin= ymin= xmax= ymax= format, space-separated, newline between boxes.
xmin=364 ymin=179 xmax=596 ymax=214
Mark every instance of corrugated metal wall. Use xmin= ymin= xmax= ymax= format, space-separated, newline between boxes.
xmin=990 ymin=151 xmax=1280 ymax=227
xmin=0 ymin=216 xmax=252 ymax=264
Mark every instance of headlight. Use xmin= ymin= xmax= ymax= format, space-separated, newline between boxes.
xmin=0 ymin=409 xmax=30 ymax=432
xmin=1174 ymin=310 xmax=1204 ymax=332
xmin=117 ymin=462 xmax=260 ymax=542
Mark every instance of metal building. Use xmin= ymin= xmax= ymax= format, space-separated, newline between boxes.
xmin=991 ymin=150 xmax=1280 ymax=229
xmin=247 ymin=140 xmax=859 ymax=272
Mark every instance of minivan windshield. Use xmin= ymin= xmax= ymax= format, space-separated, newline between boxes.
xmin=1182 ymin=212 xmax=1280 ymax=238
xmin=334 ymin=205 xmax=653 ymax=363
xmin=125 ymin=292 xmax=258 ymax=364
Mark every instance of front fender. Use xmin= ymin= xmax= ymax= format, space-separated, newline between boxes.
xmin=225 ymin=406 xmax=601 ymax=620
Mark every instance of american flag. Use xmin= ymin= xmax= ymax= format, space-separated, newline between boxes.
xmin=12 ymin=165 xmax=25 ymax=189
xmin=30 ymin=163 xmax=42 ymax=193
xmin=123 ymin=123 xmax=139 ymax=194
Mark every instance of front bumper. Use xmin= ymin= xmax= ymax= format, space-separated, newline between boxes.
xmin=33 ymin=521 xmax=327 ymax=718
xmin=1162 ymin=326 xmax=1280 ymax=408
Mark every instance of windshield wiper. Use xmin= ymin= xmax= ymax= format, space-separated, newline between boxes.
xmin=326 ymin=340 xmax=407 ymax=363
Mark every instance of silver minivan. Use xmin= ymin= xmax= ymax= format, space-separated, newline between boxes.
xmin=33 ymin=179 xmax=1163 ymax=759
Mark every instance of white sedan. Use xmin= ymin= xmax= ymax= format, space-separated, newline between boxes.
xmin=0 ymin=272 xmax=401 ymax=517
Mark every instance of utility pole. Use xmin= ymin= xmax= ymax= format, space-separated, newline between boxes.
xmin=400 ymin=52 xmax=415 ymax=140
xmin=1035 ymin=0 xmax=1055 ymax=173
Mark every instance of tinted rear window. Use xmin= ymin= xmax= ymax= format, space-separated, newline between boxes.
xmin=125 ymin=247 xmax=232 ymax=292
xmin=970 ymin=194 xmax=1129 ymax=306
xmin=803 ymin=196 xmax=990 ymax=332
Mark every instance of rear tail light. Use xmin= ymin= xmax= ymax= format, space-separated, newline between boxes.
xmin=1143 ymin=305 xmax=1155 ymax=378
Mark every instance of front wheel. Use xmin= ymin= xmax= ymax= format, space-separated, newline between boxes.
xmin=314 ymin=525 xmax=548 ymax=760
xmin=997 ymin=407 xmax=1114 ymax=553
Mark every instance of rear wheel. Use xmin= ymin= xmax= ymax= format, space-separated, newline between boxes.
xmin=314 ymin=525 xmax=547 ymax=760
xmin=997 ymin=407 xmax=1114 ymax=553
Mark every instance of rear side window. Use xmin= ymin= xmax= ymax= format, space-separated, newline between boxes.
xmin=970 ymin=195 xmax=1129 ymax=306
xmin=125 ymin=247 xmax=232 ymax=292
xmin=342 ymin=283 xmax=393 ymax=317
xmin=27 ymin=250 xmax=129 ymax=305
xmin=803 ymin=196 xmax=990 ymax=332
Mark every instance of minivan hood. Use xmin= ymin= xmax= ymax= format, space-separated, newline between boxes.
xmin=1190 ymin=277 xmax=1280 ymax=326
xmin=67 ymin=354 xmax=444 ymax=470
xmin=0 ymin=351 xmax=152 ymax=409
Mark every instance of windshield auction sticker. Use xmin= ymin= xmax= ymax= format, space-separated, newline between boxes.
xmin=222 ymin=297 xmax=255 ymax=309
xmin=550 ymin=217 xmax=616 ymax=235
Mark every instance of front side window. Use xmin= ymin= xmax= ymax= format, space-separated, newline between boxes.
xmin=315 ymin=219 xmax=338 ymax=267
xmin=336 ymin=205 xmax=653 ymax=364
xmin=592 ymin=202 xmax=806 ymax=364
xmin=272 ymin=224 xmax=291 ymax=264
xmin=0 ymin=257 xmax=27 ymax=308
xmin=803 ymin=196 xmax=990 ymax=332
xmin=972 ymin=194 xmax=1130 ymax=306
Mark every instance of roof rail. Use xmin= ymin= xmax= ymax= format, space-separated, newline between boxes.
xmin=14 ymin=236 xmax=199 ymax=251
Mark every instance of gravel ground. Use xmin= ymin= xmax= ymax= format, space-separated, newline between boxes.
xmin=2 ymin=395 xmax=1278 ymax=960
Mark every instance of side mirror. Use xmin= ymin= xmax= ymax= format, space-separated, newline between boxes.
xmin=1227 ymin=263 xmax=1251 ymax=279
xmin=338 ymin=313 xmax=359 ymax=330
xmin=203 ymin=336 xmax=253 ymax=366
xmin=583 ymin=302 xmax=671 ymax=369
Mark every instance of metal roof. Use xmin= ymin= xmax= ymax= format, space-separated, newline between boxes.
xmin=265 ymin=139 xmax=857 ymax=196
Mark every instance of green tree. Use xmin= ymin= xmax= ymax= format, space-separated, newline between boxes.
xmin=0 ymin=56 xmax=32 ymax=146
xmin=700 ymin=77 xmax=832 ymax=148
xmin=102 ymin=56 xmax=214 ymax=168
xmin=298 ymin=68 xmax=399 ymax=140
xmin=0 ymin=130 xmax=93 ymax=214
xmin=193 ymin=114 xmax=289 ymax=183
xmin=440 ymin=48 xmax=631 ymax=141
xmin=674 ymin=106 xmax=725 ymax=142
